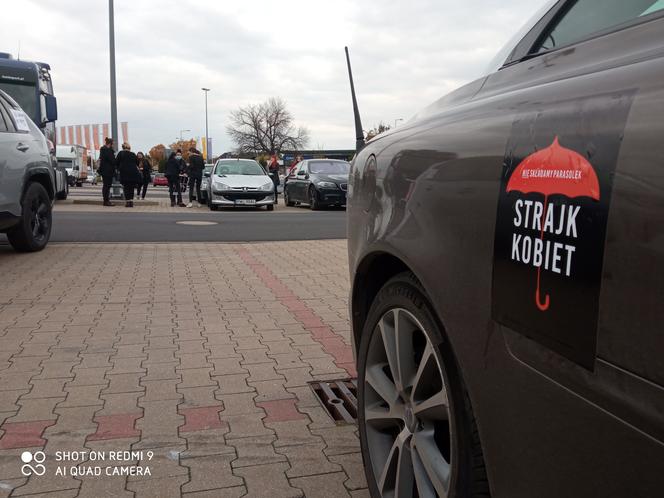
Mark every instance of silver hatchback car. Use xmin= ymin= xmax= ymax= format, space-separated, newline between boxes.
xmin=207 ymin=158 xmax=276 ymax=211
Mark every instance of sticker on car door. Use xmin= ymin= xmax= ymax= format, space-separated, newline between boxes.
xmin=492 ymin=90 xmax=635 ymax=369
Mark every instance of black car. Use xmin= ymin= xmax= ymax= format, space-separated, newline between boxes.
xmin=348 ymin=1 xmax=664 ymax=497
xmin=284 ymin=159 xmax=349 ymax=209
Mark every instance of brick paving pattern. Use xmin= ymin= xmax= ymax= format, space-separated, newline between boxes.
xmin=0 ymin=241 xmax=367 ymax=497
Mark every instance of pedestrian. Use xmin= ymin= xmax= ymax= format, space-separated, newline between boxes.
xmin=98 ymin=137 xmax=117 ymax=206
xmin=268 ymin=154 xmax=280 ymax=202
xmin=165 ymin=151 xmax=185 ymax=207
xmin=186 ymin=147 xmax=205 ymax=208
xmin=116 ymin=142 xmax=141 ymax=208
xmin=136 ymin=152 xmax=152 ymax=199
xmin=176 ymin=149 xmax=188 ymax=194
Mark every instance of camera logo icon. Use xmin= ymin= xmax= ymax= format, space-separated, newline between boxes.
xmin=20 ymin=451 xmax=46 ymax=476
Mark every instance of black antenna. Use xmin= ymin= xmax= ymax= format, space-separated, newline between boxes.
xmin=345 ymin=47 xmax=365 ymax=152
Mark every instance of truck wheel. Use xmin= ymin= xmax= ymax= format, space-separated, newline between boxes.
xmin=357 ymin=272 xmax=490 ymax=498
xmin=7 ymin=182 xmax=52 ymax=252
xmin=56 ymin=182 xmax=68 ymax=200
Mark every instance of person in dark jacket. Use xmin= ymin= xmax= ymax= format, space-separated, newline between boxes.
xmin=98 ymin=137 xmax=117 ymax=206
xmin=136 ymin=152 xmax=152 ymax=199
xmin=186 ymin=147 xmax=205 ymax=207
xmin=164 ymin=152 xmax=185 ymax=207
xmin=268 ymin=154 xmax=280 ymax=203
xmin=116 ymin=142 xmax=141 ymax=207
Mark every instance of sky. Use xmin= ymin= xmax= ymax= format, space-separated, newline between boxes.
xmin=2 ymin=0 xmax=546 ymax=154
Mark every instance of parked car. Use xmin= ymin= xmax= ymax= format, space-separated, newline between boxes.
xmin=348 ymin=2 xmax=664 ymax=498
xmin=85 ymin=168 xmax=97 ymax=185
xmin=199 ymin=164 xmax=214 ymax=205
xmin=284 ymin=159 xmax=349 ymax=209
xmin=152 ymin=173 xmax=168 ymax=187
xmin=207 ymin=158 xmax=275 ymax=211
xmin=0 ymin=89 xmax=55 ymax=251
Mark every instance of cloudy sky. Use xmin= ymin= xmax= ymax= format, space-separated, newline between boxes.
xmin=2 ymin=0 xmax=546 ymax=154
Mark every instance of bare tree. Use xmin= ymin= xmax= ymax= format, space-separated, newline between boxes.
xmin=227 ymin=98 xmax=309 ymax=155
xmin=365 ymin=122 xmax=391 ymax=141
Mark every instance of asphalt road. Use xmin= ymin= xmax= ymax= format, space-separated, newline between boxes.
xmin=9 ymin=210 xmax=348 ymax=243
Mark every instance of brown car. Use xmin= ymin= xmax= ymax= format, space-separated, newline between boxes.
xmin=348 ymin=1 xmax=664 ymax=497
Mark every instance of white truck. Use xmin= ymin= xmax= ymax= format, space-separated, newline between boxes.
xmin=56 ymin=144 xmax=88 ymax=187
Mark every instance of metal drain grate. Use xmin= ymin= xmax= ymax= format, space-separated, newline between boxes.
xmin=309 ymin=378 xmax=358 ymax=424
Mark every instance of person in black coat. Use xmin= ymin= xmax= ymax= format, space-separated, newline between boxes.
xmin=186 ymin=147 xmax=205 ymax=207
xmin=98 ymin=137 xmax=117 ymax=206
xmin=164 ymin=152 xmax=185 ymax=207
xmin=115 ymin=142 xmax=141 ymax=207
xmin=136 ymin=152 xmax=152 ymax=199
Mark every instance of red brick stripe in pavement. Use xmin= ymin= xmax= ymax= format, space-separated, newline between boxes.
xmin=87 ymin=413 xmax=141 ymax=441
xmin=179 ymin=405 xmax=225 ymax=432
xmin=257 ymin=398 xmax=306 ymax=423
xmin=0 ymin=420 xmax=56 ymax=449
xmin=236 ymin=247 xmax=356 ymax=377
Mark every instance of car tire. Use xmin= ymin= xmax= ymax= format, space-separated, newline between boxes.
xmin=357 ymin=272 xmax=490 ymax=498
xmin=284 ymin=189 xmax=295 ymax=207
xmin=7 ymin=182 xmax=53 ymax=253
xmin=308 ymin=186 xmax=320 ymax=210
xmin=209 ymin=203 xmax=218 ymax=211
xmin=266 ymin=204 xmax=274 ymax=211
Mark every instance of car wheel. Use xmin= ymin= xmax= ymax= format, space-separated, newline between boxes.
xmin=266 ymin=204 xmax=274 ymax=211
xmin=358 ymin=272 xmax=489 ymax=498
xmin=284 ymin=189 xmax=294 ymax=207
xmin=7 ymin=182 xmax=52 ymax=252
xmin=308 ymin=186 xmax=320 ymax=210
xmin=209 ymin=203 xmax=218 ymax=211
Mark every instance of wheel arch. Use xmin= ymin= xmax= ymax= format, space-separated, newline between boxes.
xmin=24 ymin=168 xmax=55 ymax=202
xmin=351 ymin=251 xmax=411 ymax=354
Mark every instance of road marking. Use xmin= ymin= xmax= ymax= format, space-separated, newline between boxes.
xmin=175 ymin=221 xmax=219 ymax=226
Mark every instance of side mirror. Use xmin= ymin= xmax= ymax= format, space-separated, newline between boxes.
xmin=297 ymin=170 xmax=306 ymax=176
xmin=41 ymin=94 xmax=58 ymax=123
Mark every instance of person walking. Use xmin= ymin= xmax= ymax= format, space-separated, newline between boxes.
xmin=136 ymin=152 xmax=152 ymax=199
xmin=186 ymin=147 xmax=205 ymax=208
xmin=165 ymin=151 xmax=185 ymax=207
xmin=268 ymin=154 xmax=280 ymax=203
xmin=116 ymin=143 xmax=141 ymax=207
xmin=98 ymin=137 xmax=117 ymax=206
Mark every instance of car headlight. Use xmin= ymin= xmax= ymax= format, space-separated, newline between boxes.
xmin=213 ymin=180 xmax=229 ymax=190
xmin=316 ymin=181 xmax=337 ymax=189
xmin=259 ymin=181 xmax=274 ymax=191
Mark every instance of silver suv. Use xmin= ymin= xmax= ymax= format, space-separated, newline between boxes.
xmin=0 ymin=90 xmax=54 ymax=251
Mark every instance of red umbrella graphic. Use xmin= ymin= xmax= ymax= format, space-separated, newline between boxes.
xmin=506 ymin=136 xmax=600 ymax=311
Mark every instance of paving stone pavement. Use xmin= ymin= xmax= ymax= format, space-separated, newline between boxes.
xmin=0 ymin=241 xmax=368 ymax=497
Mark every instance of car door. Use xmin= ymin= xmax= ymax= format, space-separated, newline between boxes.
xmin=477 ymin=2 xmax=664 ymax=495
xmin=292 ymin=161 xmax=308 ymax=202
xmin=0 ymin=97 xmax=30 ymax=215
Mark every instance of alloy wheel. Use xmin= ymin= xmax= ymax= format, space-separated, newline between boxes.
xmin=363 ymin=307 xmax=453 ymax=498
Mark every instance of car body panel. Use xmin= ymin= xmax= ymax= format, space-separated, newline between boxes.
xmin=348 ymin=9 xmax=664 ymax=498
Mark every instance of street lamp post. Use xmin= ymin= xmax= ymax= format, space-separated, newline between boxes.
xmin=394 ymin=118 xmax=404 ymax=128
xmin=201 ymin=88 xmax=210 ymax=162
xmin=108 ymin=0 xmax=118 ymax=152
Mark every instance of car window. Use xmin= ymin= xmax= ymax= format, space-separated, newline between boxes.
xmin=535 ymin=0 xmax=664 ymax=54
xmin=298 ymin=162 xmax=307 ymax=174
xmin=308 ymin=161 xmax=350 ymax=175
xmin=214 ymin=160 xmax=265 ymax=176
